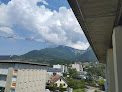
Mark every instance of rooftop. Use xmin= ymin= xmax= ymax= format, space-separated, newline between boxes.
xmin=47 ymin=68 xmax=62 ymax=72
xmin=0 ymin=55 xmax=11 ymax=60
xmin=49 ymin=75 xmax=61 ymax=83
xmin=0 ymin=60 xmax=48 ymax=66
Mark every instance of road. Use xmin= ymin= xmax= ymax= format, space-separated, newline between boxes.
xmin=86 ymin=86 xmax=105 ymax=92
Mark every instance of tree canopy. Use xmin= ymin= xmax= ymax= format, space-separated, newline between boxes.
xmin=68 ymin=68 xmax=78 ymax=78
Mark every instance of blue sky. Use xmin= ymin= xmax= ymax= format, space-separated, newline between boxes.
xmin=0 ymin=0 xmax=88 ymax=55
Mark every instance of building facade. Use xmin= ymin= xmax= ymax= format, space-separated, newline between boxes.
xmin=0 ymin=61 xmax=48 ymax=92
xmin=53 ymin=64 xmax=65 ymax=73
xmin=47 ymin=68 xmax=62 ymax=76
xmin=71 ymin=62 xmax=83 ymax=72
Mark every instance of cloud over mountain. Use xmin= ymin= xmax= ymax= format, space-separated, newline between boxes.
xmin=0 ymin=0 xmax=89 ymax=50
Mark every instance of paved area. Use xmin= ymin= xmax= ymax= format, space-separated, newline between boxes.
xmin=86 ymin=86 xmax=105 ymax=92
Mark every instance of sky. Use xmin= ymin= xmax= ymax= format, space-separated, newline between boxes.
xmin=0 ymin=0 xmax=89 ymax=55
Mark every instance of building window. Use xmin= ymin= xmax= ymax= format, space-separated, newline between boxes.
xmin=55 ymin=83 xmax=57 ymax=87
xmin=60 ymin=79 xmax=61 ymax=81
xmin=64 ymin=83 xmax=65 ymax=86
xmin=14 ymin=70 xmax=18 ymax=74
xmin=12 ymin=83 xmax=16 ymax=86
xmin=10 ymin=89 xmax=15 ymax=92
xmin=11 ymin=76 xmax=17 ymax=87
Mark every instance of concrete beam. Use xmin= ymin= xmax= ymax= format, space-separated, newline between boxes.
xmin=113 ymin=26 xmax=122 ymax=92
xmin=106 ymin=49 xmax=115 ymax=92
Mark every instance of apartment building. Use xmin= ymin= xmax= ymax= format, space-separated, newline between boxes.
xmin=71 ymin=62 xmax=83 ymax=72
xmin=53 ymin=64 xmax=65 ymax=73
xmin=47 ymin=68 xmax=62 ymax=76
xmin=0 ymin=60 xmax=48 ymax=92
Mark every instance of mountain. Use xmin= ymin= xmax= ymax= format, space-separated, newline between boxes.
xmin=11 ymin=45 xmax=97 ymax=64
xmin=73 ymin=46 xmax=97 ymax=61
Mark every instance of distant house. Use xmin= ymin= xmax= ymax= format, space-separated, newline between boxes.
xmin=47 ymin=68 xmax=62 ymax=76
xmin=71 ymin=62 xmax=83 ymax=72
xmin=49 ymin=75 xmax=68 ymax=88
xmin=53 ymin=64 xmax=65 ymax=72
xmin=53 ymin=64 xmax=69 ymax=73
xmin=77 ymin=71 xmax=87 ymax=79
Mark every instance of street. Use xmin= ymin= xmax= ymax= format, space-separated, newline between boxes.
xmin=86 ymin=86 xmax=105 ymax=92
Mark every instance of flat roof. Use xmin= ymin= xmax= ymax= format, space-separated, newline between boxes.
xmin=0 ymin=60 xmax=48 ymax=66
xmin=0 ymin=55 xmax=11 ymax=60
xmin=47 ymin=68 xmax=62 ymax=72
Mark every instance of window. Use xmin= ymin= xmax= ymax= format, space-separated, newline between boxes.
xmin=10 ymin=89 xmax=15 ymax=92
xmin=14 ymin=64 xmax=18 ymax=70
xmin=55 ymin=83 xmax=57 ymax=87
xmin=11 ymin=76 xmax=17 ymax=87
xmin=14 ymin=70 xmax=18 ymax=74
xmin=64 ymin=83 xmax=65 ymax=86
xmin=60 ymin=79 xmax=61 ymax=81
xmin=12 ymin=83 xmax=16 ymax=86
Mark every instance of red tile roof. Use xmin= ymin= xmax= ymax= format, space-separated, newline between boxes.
xmin=49 ymin=75 xmax=61 ymax=83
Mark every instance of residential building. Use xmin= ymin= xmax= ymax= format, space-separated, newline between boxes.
xmin=0 ymin=60 xmax=48 ymax=92
xmin=53 ymin=64 xmax=65 ymax=72
xmin=47 ymin=68 xmax=62 ymax=76
xmin=49 ymin=75 xmax=68 ymax=88
xmin=77 ymin=71 xmax=87 ymax=79
xmin=71 ymin=62 xmax=83 ymax=72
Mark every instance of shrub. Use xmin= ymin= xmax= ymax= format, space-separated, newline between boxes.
xmin=73 ymin=89 xmax=86 ymax=92
xmin=46 ymin=85 xmax=53 ymax=91
xmin=98 ymin=80 xmax=106 ymax=91
xmin=90 ymin=82 xmax=96 ymax=86
xmin=60 ymin=88 xmax=67 ymax=91
xmin=94 ymin=90 xmax=99 ymax=92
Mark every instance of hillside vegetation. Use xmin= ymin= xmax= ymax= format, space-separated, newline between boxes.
xmin=11 ymin=45 xmax=97 ymax=64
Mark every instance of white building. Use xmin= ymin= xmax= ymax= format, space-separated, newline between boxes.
xmin=71 ymin=62 xmax=83 ymax=72
xmin=53 ymin=64 xmax=65 ymax=73
xmin=77 ymin=71 xmax=87 ymax=79
xmin=0 ymin=60 xmax=48 ymax=92
xmin=47 ymin=68 xmax=62 ymax=76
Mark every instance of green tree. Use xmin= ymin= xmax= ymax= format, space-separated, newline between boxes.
xmin=86 ymin=72 xmax=93 ymax=84
xmin=98 ymin=80 xmax=106 ymax=91
xmin=66 ymin=78 xmax=85 ymax=89
xmin=68 ymin=68 xmax=78 ymax=78
xmin=94 ymin=90 xmax=99 ymax=92
xmin=53 ymin=72 xmax=56 ymax=76
xmin=63 ymin=72 xmax=67 ymax=77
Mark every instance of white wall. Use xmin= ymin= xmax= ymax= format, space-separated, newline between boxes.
xmin=53 ymin=64 xmax=65 ymax=72
xmin=71 ymin=63 xmax=83 ymax=72
xmin=14 ymin=64 xmax=47 ymax=92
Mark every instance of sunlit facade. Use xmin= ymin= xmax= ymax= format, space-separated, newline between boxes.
xmin=0 ymin=61 xmax=47 ymax=92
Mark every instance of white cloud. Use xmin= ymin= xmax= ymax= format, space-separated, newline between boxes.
xmin=0 ymin=0 xmax=89 ymax=50
xmin=66 ymin=41 xmax=89 ymax=50
xmin=41 ymin=0 xmax=48 ymax=5
xmin=0 ymin=27 xmax=13 ymax=34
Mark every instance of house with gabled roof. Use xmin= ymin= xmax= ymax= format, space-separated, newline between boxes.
xmin=49 ymin=75 xmax=68 ymax=88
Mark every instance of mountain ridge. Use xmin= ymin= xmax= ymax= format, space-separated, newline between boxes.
xmin=11 ymin=45 xmax=97 ymax=64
